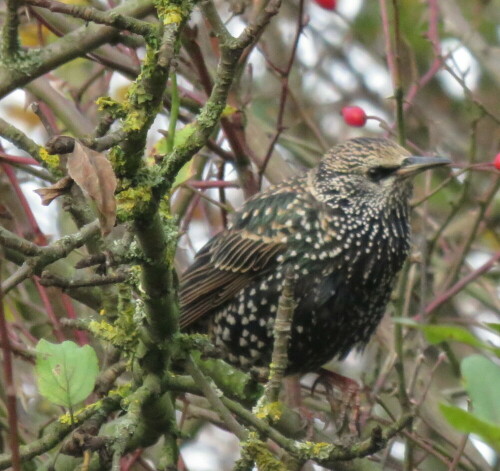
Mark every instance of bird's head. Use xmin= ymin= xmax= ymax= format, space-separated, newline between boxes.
xmin=313 ymin=137 xmax=450 ymax=203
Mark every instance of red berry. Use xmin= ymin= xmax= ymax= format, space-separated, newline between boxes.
xmin=313 ymin=0 xmax=336 ymax=10
xmin=341 ymin=106 xmax=367 ymax=127
xmin=494 ymin=153 xmax=500 ymax=171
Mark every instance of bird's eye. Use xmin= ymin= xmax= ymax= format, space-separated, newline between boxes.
xmin=367 ymin=166 xmax=399 ymax=182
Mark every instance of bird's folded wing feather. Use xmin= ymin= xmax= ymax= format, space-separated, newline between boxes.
xmin=179 ymin=230 xmax=286 ymax=328
xmin=178 ymin=186 xmax=310 ymax=329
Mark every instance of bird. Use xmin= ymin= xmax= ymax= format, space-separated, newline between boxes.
xmin=179 ymin=137 xmax=449 ymax=376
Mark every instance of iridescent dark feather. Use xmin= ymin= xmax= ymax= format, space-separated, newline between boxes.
xmin=179 ymin=138 xmax=449 ymax=374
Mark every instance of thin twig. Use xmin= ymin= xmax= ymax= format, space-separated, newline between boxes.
xmin=181 ymin=183 xmax=234 ymax=212
xmin=25 ymin=0 xmax=155 ymax=37
xmin=39 ymin=271 xmax=129 ymax=288
xmin=423 ymin=251 xmax=500 ymax=317
xmin=1 ymin=220 xmax=100 ymax=293
xmin=0 ymin=258 xmax=21 ymax=470
xmin=259 ymin=0 xmax=305 ymax=184
xmin=185 ymin=355 xmax=248 ymax=440
xmin=264 ymin=266 xmax=295 ymax=404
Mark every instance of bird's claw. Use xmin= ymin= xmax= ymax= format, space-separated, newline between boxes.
xmin=311 ymin=370 xmax=361 ymax=436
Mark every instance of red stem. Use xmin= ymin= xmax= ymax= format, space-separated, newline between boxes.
xmin=187 ymin=180 xmax=238 ymax=189
xmin=1 ymin=163 xmax=46 ymax=243
xmin=422 ymin=251 xmax=500 ymax=317
xmin=1 ymin=163 xmax=69 ymax=341
xmin=61 ymin=294 xmax=89 ymax=345
xmin=34 ymin=279 xmax=66 ymax=341
xmin=0 ymin=152 xmax=41 ymax=166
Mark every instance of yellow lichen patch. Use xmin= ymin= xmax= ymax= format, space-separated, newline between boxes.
xmin=108 ymin=383 xmax=132 ymax=398
xmin=296 ymin=441 xmax=333 ymax=460
xmin=240 ymin=434 xmax=287 ymax=471
xmin=254 ymin=401 xmax=283 ymax=422
xmin=58 ymin=412 xmax=75 ymax=425
xmin=165 ymin=10 xmax=183 ymax=25
xmin=221 ymin=105 xmax=238 ymax=117
xmin=116 ymin=186 xmax=153 ymax=221
xmin=95 ymin=96 xmax=126 ymax=118
xmin=89 ymin=319 xmax=118 ymax=342
xmin=58 ymin=402 xmax=99 ymax=424
xmin=123 ymin=109 xmax=147 ymax=132
xmin=156 ymin=4 xmax=184 ymax=25
xmin=89 ymin=315 xmax=138 ymax=351
xmin=39 ymin=147 xmax=60 ymax=171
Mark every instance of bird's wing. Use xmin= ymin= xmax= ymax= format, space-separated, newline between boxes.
xmin=179 ymin=230 xmax=286 ymax=329
xmin=179 ymin=187 xmax=303 ymax=329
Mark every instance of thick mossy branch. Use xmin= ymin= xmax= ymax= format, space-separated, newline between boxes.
xmin=1 ymin=0 xmax=21 ymax=59
xmin=134 ymin=214 xmax=179 ymax=344
xmin=101 ymin=3 xmax=190 ymax=462
xmin=109 ymin=0 xmax=189 ymax=348
xmin=195 ymin=354 xmax=264 ymax=405
xmin=106 ymin=1 xmax=192 ymax=185
xmin=0 ymin=0 xmax=155 ymax=98
xmin=110 ymin=375 xmax=164 ymax=469
xmin=0 ymin=226 xmax=42 ymax=257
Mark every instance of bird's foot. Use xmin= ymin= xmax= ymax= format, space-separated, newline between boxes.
xmin=281 ymin=376 xmax=328 ymax=439
xmin=311 ymin=369 xmax=361 ymax=436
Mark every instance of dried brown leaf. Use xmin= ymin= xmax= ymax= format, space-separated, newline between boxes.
xmin=34 ymin=176 xmax=73 ymax=206
xmin=67 ymin=141 xmax=117 ymax=235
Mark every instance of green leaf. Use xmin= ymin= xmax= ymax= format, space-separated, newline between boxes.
xmin=461 ymin=355 xmax=500 ymax=424
xmin=154 ymin=125 xmax=197 ymax=155
xmin=423 ymin=325 xmax=483 ymax=346
xmin=172 ymin=123 xmax=196 ymax=149
xmin=35 ymin=340 xmax=99 ymax=409
xmin=440 ymin=404 xmax=500 ymax=451
xmin=152 ymin=124 xmax=197 ymax=187
xmin=221 ymin=105 xmax=238 ymax=117
xmin=486 ymin=323 xmax=500 ymax=334
xmin=393 ymin=319 xmax=500 ymax=356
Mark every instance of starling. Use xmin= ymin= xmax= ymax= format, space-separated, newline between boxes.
xmin=179 ymin=138 xmax=449 ymax=375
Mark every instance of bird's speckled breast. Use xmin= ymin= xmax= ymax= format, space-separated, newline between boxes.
xmin=285 ymin=196 xmax=411 ymax=373
xmin=210 ymin=190 xmax=411 ymax=374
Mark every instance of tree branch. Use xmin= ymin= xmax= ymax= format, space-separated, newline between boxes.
xmin=24 ymin=0 xmax=155 ymax=37
xmin=0 ymin=0 xmax=155 ymax=98
xmin=1 ymin=220 xmax=100 ymax=293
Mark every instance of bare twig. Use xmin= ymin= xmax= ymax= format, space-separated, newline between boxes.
xmin=185 ymin=355 xmax=248 ymax=440
xmin=1 ymin=220 xmax=100 ymax=293
xmin=259 ymin=0 xmax=306 ymax=184
xmin=423 ymin=251 xmax=500 ymax=317
xmin=39 ymin=271 xmax=129 ymax=288
xmin=24 ymin=0 xmax=155 ymax=37
xmin=264 ymin=266 xmax=295 ymax=404
xmin=438 ymin=0 xmax=500 ymax=86
xmin=0 ymin=0 xmax=156 ymax=98
xmin=0 ymin=258 xmax=21 ymax=469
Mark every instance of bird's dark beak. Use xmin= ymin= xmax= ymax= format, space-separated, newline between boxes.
xmin=396 ymin=155 xmax=451 ymax=177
